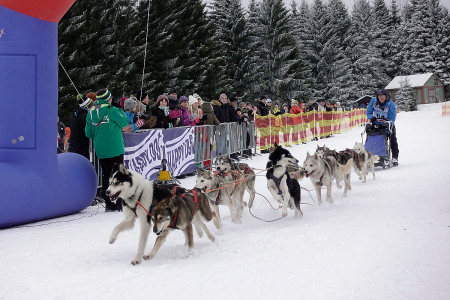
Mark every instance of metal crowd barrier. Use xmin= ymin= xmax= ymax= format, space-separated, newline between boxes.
xmin=90 ymin=121 xmax=257 ymax=189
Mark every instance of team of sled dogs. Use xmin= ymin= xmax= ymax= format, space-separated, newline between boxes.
xmin=106 ymin=143 xmax=379 ymax=265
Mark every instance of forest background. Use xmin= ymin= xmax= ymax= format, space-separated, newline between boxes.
xmin=57 ymin=0 xmax=450 ymax=123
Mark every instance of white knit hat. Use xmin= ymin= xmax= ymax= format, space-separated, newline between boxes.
xmin=124 ymin=98 xmax=136 ymax=111
xmin=188 ymin=95 xmax=198 ymax=106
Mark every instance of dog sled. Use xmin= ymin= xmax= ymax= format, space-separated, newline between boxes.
xmin=362 ymin=121 xmax=393 ymax=169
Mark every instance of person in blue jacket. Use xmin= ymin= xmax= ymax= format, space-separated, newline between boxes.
xmin=366 ymin=89 xmax=399 ymax=166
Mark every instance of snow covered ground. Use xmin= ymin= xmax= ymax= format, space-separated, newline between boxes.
xmin=1 ymin=103 xmax=450 ymax=300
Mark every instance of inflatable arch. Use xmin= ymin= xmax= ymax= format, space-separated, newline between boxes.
xmin=0 ymin=0 xmax=97 ymax=228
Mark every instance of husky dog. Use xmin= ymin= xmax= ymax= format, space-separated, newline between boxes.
xmin=303 ymin=152 xmax=353 ymax=204
xmin=270 ymin=146 xmax=306 ymax=182
xmin=105 ymin=163 xmax=175 ymax=265
xmin=337 ymin=148 xmax=364 ymax=181
xmin=195 ymin=169 xmax=242 ymax=224
xmin=353 ymin=142 xmax=380 ymax=182
xmin=315 ymin=145 xmax=333 ymax=159
xmin=315 ymin=146 xmax=353 ymax=194
xmin=326 ymin=150 xmax=354 ymax=197
xmin=266 ymin=143 xmax=303 ymax=218
xmin=146 ymin=189 xmax=221 ymax=260
xmin=215 ymin=154 xmax=256 ymax=208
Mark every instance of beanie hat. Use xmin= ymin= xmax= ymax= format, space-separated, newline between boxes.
xmin=124 ymin=98 xmax=136 ymax=111
xmin=229 ymin=96 xmax=237 ymax=102
xmin=266 ymin=98 xmax=272 ymax=103
xmin=377 ymin=89 xmax=388 ymax=96
xmin=119 ymin=97 xmax=127 ymax=109
xmin=179 ymin=95 xmax=188 ymax=104
xmin=219 ymin=93 xmax=227 ymax=99
xmin=236 ymin=107 xmax=241 ymax=112
xmin=291 ymin=99 xmax=298 ymax=105
xmin=86 ymin=92 xmax=97 ymax=102
xmin=193 ymin=93 xmax=201 ymax=99
xmin=260 ymin=95 xmax=266 ymax=101
xmin=96 ymin=89 xmax=112 ymax=101
xmin=188 ymin=95 xmax=198 ymax=106
xmin=79 ymin=96 xmax=93 ymax=109
xmin=168 ymin=87 xmax=177 ymax=95
xmin=157 ymin=94 xmax=168 ymax=105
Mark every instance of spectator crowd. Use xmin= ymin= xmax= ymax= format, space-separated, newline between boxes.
xmin=60 ymin=87 xmax=347 ymax=211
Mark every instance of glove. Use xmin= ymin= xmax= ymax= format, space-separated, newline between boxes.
xmin=370 ymin=117 xmax=376 ymax=123
xmin=135 ymin=119 xmax=145 ymax=128
xmin=169 ymin=109 xmax=182 ymax=119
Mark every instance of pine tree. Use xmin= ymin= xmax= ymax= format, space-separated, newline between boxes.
xmin=246 ymin=0 xmax=265 ymax=101
xmin=58 ymin=0 xmax=105 ymax=123
xmin=309 ymin=0 xmax=329 ymax=99
xmin=169 ymin=0 xmax=218 ymax=96
xmin=372 ymin=0 xmax=395 ymax=79
xmin=428 ymin=0 xmax=450 ymax=82
xmin=401 ymin=0 xmax=434 ymax=74
xmin=209 ymin=0 xmax=251 ymax=99
xmin=107 ymin=0 xmax=141 ymax=98
xmin=395 ymin=77 xmax=417 ymax=111
xmin=294 ymin=0 xmax=313 ymax=72
xmin=255 ymin=0 xmax=309 ymax=100
xmin=345 ymin=0 xmax=389 ymax=99
xmin=289 ymin=0 xmax=314 ymax=100
xmin=323 ymin=0 xmax=352 ymax=102
xmin=387 ymin=0 xmax=403 ymax=79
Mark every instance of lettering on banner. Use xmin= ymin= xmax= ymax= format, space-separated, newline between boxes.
xmin=166 ymin=130 xmax=195 ymax=175
xmin=125 ymin=131 xmax=163 ymax=179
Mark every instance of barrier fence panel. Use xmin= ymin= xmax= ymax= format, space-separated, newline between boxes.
xmin=443 ymin=102 xmax=450 ymax=116
xmin=254 ymin=108 xmax=368 ymax=151
xmin=194 ymin=125 xmax=214 ymax=170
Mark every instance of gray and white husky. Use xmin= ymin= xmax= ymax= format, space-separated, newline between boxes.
xmin=215 ymin=154 xmax=256 ymax=208
xmin=195 ymin=168 xmax=245 ymax=225
xmin=303 ymin=152 xmax=353 ymax=204
xmin=105 ymin=163 xmax=175 ymax=265
xmin=314 ymin=145 xmax=354 ymax=197
xmin=353 ymin=142 xmax=380 ymax=182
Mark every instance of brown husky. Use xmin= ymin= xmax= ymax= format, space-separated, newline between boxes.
xmin=144 ymin=189 xmax=220 ymax=261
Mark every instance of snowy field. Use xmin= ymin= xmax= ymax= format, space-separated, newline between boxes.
xmin=1 ymin=103 xmax=450 ymax=300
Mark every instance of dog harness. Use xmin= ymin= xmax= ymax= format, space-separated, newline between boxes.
xmin=267 ymin=166 xmax=284 ymax=195
xmin=317 ymin=158 xmax=333 ymax=186
xmin=122 ymin=190 xmax=148 ymax=217
xmin=168 ymin=188 xmax=199 ymax=229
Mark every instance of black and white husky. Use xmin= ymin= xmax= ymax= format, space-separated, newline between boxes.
xmin=105 ymin=163 xmax=175 ymax=265
xmin=266 ymin=143 xmax=303 ymax=218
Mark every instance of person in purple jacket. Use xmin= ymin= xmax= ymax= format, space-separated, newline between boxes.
xmin=178 ymin=96 xmax=192 ymax=126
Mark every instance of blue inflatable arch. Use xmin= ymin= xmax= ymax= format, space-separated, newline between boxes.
xmin=0 ymin=0 xmax=97 ymax=228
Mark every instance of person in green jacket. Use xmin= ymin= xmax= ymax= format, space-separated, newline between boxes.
xmin=85 ymin=88 xmax=129 ymax=212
